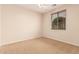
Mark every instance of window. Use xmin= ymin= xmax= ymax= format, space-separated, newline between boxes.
xmin=51 ymin=10 xmax=66 ymax=30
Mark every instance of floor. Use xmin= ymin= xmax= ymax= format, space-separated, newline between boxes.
xmin=0 ymin=37 xmax=79 ymax=54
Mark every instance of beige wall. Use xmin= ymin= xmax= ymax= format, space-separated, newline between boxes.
xmin=1 ymin=5 xmax=42 ymax=46
xmin=43 ymin=5 xmax=79 ymax=46
xmin=0 ymin=5 xmax=2 ymax=44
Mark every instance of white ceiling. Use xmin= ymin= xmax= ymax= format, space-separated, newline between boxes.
xmin=18 ymin=4 xmax=63 ymax=13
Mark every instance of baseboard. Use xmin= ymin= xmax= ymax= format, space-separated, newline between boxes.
xmin=43 ymin=36 xmax=79 ymax=47
xmin=1 ymin=35 xmax=79 ymax=47
xmin=0 ymin=36 xmax=41 ymax=47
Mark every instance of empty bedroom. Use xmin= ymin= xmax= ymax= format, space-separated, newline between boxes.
xmin=0 ymin=4 xmax=79 ymax=54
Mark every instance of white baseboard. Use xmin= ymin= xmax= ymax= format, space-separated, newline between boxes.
xmin=1 ymin=35 xmax=79 ymax=47
xmin=43 ymin=35 xmax=79 ymax=47
xmin=0 ymin=36 xmax=41 ymax=46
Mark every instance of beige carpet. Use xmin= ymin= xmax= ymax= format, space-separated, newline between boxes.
xmin=0 ymin=37 xmax=79 ymax=54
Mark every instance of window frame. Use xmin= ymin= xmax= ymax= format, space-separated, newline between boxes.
xmin=51 ymin=10 xmax=66 ymax=30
